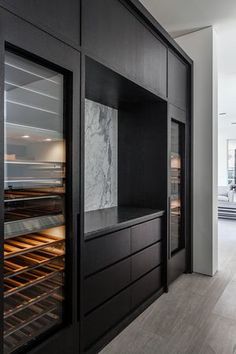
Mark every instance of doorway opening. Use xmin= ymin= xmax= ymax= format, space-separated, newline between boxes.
xmin=218 ymin=72 xmax=236 ymax=269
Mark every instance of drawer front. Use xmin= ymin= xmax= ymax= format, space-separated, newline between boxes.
xmin=84 ymin=288 xmax=131 ymax=349
xmin=84 ymin=258 xmax=131 ymax=313
xmin=131 ymin=266 xmax=162 ymax=310
xmin=131 ymin=218 xmax=161 ymax=253
xmin=85 ymin=228 xmax=131 ymax=276
xmin=131 ymin=242 xmax=161 ymax=281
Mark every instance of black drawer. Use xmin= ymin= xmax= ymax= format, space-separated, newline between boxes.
xmin=84 ymin=258 xmax=131 ymax=313
xmin=131 ymin=266 xmax=162 ymax=310
xmin=85 ymin=228 xmax=131 ymax=276
xmin=84 ymin=288 xmax=131 ymax=349
xmin=131 ymin=218 xmax=161 ymax=253
xmin=131 ymin=242 xmax=161 ymax=281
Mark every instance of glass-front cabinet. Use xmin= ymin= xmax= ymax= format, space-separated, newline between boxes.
xmin=170 ymin=120 xmax=185 ymax=255
xmin=4 ymin=50 xmax=67 ymax=353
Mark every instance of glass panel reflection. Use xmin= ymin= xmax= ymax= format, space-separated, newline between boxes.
xmin=170 ymin=121 xmax=183 ymax=254
xmin=4 ymin=51 xmax=66 ymax=353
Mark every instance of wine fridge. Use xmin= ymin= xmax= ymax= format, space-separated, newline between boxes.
xmin=3 ymin=49 xmax=67 ymax=353
xmin=170 ymin=120 xmax=184 ymax=255
xmin=167 ymin=112 xmax=187 ymax=285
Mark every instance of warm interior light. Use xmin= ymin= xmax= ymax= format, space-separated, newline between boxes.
xmin=21 ymin=135 xmax=30 ymax=138
xmin=45 ymin=138 xmax=52 ymax=141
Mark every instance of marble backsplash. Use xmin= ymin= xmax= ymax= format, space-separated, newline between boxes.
xmin=85 ymin=99 xmax=118 ymax=212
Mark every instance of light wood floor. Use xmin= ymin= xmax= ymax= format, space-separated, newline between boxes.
xmin=100 ymin=219 xmax=236 ymax=354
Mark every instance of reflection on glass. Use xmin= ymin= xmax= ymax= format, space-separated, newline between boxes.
xmin=4 ymin=51 xmax=66 ymax=353
xmin=170 ymin=121 xmax=183 ymax=254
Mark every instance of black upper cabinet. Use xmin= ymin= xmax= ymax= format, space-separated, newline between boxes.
xmin=0 ymin=0 xmax=80 ymax=46
xmin=82 ymin=0 xmax=167 ymax=98
xmin=168 ymin=51 xmax=188 ymax=110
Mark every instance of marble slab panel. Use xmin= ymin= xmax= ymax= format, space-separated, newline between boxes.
xmin=85 ymin=99 xmax=118 ymax=211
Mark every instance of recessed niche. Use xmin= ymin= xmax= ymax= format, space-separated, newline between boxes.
xmin=84 ymin=57 xmax=168 ymax=237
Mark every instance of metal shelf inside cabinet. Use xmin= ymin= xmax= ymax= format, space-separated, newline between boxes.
xmin=5 ymin=160 xmax=64 ymax=166
xmin=4 ymin=194 xmax=62 ymax=203
xmin=4 ymin=214 xmax=65 ymax=239
xmin=4 ymin=254 xmax=65 ymax=279
xmin=5 ymin=61 xmax=61 ymax=85
xmin=5 ymin=178 xmax=64 ymax=183
xmin=4 ymin=264 xmax=64 ymax=298
xmin=4 ymin=277 xmax=63 ymax=318
xmin=6 ymin=99 xmax=59 ymax=116
xmin=5 ymin=81 xmax=59 ymax=100
xmin=5 ymin=181 xmax=64 ymax=191
xmin=4 ymin=298 xmax=60 ymax=338
xmin=4 ymin=311 xmax=60 ymax=354
xmin=6 ymin=122 xmax=62 ymax=137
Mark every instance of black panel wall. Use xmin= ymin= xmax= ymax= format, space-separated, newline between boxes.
xmin=168 ymin=50 xmax=188 ymax=110
xmin=82 ymin=0 xmax=167 ymax=98
xmin=0 ymin=0 xmax=81 ymax=47
xmin=118 ymin=101 xmax=168 ymax=210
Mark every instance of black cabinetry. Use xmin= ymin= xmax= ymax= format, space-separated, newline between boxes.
xmin=82 ymin=0 xmax=167 ymax=98
xmin=167 ymin=104 xmax=189 ymax=284
xmin=0 ymin=8 xmax=80 ymax=354
xmin=0 ymin=0 xmax=80 ymax=47
xmin=83 ymin=209 xmax=163 ymax=350
xmin=168 ymin=51 xmax=188 ymax=110
xmin=0 ymin=1 xmax=192 ymax=353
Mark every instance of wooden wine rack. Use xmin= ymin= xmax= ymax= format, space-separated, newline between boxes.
xmin=4 ymin=231 xmax=65 ymax=353
xmin=4 ymin=233 xmax=64 ymax=259
xmin=4 ymin=209 xmax=65 ymax=353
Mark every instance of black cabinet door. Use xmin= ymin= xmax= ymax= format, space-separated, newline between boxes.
xmin=82 ymin=0 xmax=167 ymax=97
xmin=0 ymin=9 xmax=80 ymax=354
xmin=0 ymin=0 xmax=80 ymax=46
xmin=168 ymin=51 xmax=188 ymax=110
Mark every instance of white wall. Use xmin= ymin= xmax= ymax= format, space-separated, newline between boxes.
xmin=176 ymin=27 xmax=218 ymax=276
xmin=218 ymin=73 xmax=236 ymax=186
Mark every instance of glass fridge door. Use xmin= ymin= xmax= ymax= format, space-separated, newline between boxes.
xmin=4 ymin=50 xmax=67 ymax=353
xmin=170 ymin=120 xmax=185 ymax=255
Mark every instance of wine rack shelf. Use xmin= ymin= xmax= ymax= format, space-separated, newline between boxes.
xmin=4 ymin=275 xmax=63 ymax=318
xmin=4 ymin=233 xmax=64 ymax=259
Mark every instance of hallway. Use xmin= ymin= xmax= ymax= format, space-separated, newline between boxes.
xmin=100 ymin=220 xmax=236 ymax=354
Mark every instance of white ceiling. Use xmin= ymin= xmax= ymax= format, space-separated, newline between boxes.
xmin=140 ymin=0 xmax=236 ymax=121
xmin=140 ymin=0 xmax=236 ymax=75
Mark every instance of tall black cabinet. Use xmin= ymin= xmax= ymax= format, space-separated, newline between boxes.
xmin=0 ymin=1 xmax=192 ymax=353
xmin=0 ymin=7 xmax=80 ymax=354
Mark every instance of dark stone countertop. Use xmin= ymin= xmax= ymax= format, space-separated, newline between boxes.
xmin=84 ymin=206 xmax=164 ymax=240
